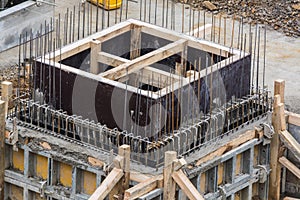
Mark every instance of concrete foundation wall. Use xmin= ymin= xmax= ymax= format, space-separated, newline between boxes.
xmin=0 ymin=0 xmax=54 ymax=52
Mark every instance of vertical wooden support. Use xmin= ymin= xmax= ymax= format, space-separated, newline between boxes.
xmin=0 ymin=100 xmax=5 ymax=200
xmin=269 ymin=79 xmax=286 ymax=200
xmin=129 ymin=25 xmax=141 ymax=87
xmin=130 ymin=25 xmax=141 ymax=60
xmin=274 ymin=79 xmax=285 ymax=104
xmin=90 ymin=40 xmax=101 ymax=74
xmin=109 ymin=145 xmax=130 ymax=199
xmin=163 ymin=151 xmax=177 ymax=200
xmin=118 ymin=145 xmax=130 ymax=191
xmin=1 ymin=81 xmax=13 ymax=118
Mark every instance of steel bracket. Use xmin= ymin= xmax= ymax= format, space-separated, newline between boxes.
xmin=40 ymin=181 xmax=47 ymax=198
xmin=218 ymin=186 xmax=227 ymax=200
xmin=261 ymin=114 xmax=274 ymax=145
xmin=256 ymin=165 xmax=268 ymax=183
xmin=9 ymin=118 xmax=19 ymax=151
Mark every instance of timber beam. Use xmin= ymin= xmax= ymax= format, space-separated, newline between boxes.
xmin=279 ymin=130 xmax=300 ymax=161
xmin=89 ymin=168 xmax=124 ymax=200
xmin=172 ymin=169 xmax=205 ymax=200
xmin=124 ymin=175 xmax=163 ymax=200
xmin=279 ymin=156 xmax=300 ymax=180
xmin=99 ymin=39 xmax=187 ymax=80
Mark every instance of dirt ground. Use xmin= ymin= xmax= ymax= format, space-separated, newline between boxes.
xmin=177 ymin=0 xmax=300 ymax=37
xmin=0 ymin=0 xmax=299 ymax=112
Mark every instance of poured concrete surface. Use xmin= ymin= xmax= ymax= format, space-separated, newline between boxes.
xmin=0 ymin=0 xmax=54 ymax=52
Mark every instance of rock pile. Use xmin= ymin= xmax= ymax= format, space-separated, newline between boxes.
xmin=175 ymin=0 xmax=300 ymax=37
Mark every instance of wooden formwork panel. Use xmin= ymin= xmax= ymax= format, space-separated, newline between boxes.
xmin=12 ymin=149 xmax=24 ymax=172
xmin=36 ymin=155 xmax=48 ymax=180
xmin=83 ymin=170 xmax=97 ymax=195
xmin=10 ymin=184 xmax=23 ymax=200
xmin=59 ymin=162 xmax=72 ymax=188
xmin=137 ymin=133 xmax=270 ymax=200
xmin=4 ymin=139 xmax=105 ymax=200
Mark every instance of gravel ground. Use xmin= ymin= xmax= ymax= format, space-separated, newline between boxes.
xmin=176 ymin=0 xmax=300 ymax=37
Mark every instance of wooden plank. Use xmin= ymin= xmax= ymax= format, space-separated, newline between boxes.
xmin=0 ymin=100 xmax=5 ymax=200
xmin=163 ymin=151 xmax=177 ymax=200
xmin=196 ymin=130 xmax=257 ymax=166
xmin=186 ymin=24 xmax=212 ymax=37
xmin=96 ymin=23 xmax=132 ymax=43
xmin=286 ymin=111 xmax=300 ymax=127
xmin=130 ymin=172 xmax=152 ymax=183
xmin=118 ymin=145 xmax=130 ymax=190
xmin=89 ymin=168 xmax=124 ymax=200
xmin=172 ymin=169 xmax=205 ymax=200
xmin=124 ymin=175 xmax=163 ymax=200
xmin=49 ymin=21 xmax=132 ymax=61
xmin=140 ymin=24 xmax=230 ymax=57
xmin=279 ymin=157 xmax=300 ymax=179
xmin=279 ymin=130 xmax=300 ymax=161
xmin=274 ymin=79 xmax=285 ymax=104
xmin=100 ymin=39 xmax=187 ymax=80
xmin=98 ymin=52 xmax=129 ymax=67
xmin=269 ymin=79 xmax=286 ymax=200
xmin=97 ymin=52 xmax=181 ymax=88
xmin=90 ymin=40 xmax=102 ymax=74
xmin=283 ymin=197 xmax=300 ymax=200
xmin=130 ymin=24 xmax=141 ymax=60
xmin=269 ymin=97 xmax=283 ymax=200
xmin=53 ymin=42 xmax=91 ymax=61
xmin=1 ymin=81 xmax=13 ymax=117
xmin=109 ymin=145 xmax=130 ymax=200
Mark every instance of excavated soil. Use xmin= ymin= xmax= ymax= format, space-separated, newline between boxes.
xmin=175 ymin=0 xmax=300 ymax=37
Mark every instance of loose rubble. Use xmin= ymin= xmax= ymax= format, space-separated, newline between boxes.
xmin=175 ymin=0 xmax=300 ymax=37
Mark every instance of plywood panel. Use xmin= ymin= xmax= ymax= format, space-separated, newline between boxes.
xmin=217 ymin=163 xmax=224 ymax=185
xmin=253 ymin=145 xmax=259 ymax=166
xmin=235 ymin=153 xmax=242 ymax=175
xmin=36 ymin=155 xmax=48 ymax=180
xmin=59 ymin=163 xmax=72 ymax=187
xmin=200 ymin=173 xmax=206 ymax=194
xmin=83 ymin=171 xmax=97 ymax=195
xmin=10 ymin=184 xmax=23 ymax=200
xmin=12 ymin=149 xmax=24 ymax=172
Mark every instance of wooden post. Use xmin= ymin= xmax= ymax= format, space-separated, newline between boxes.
xmin=109 ymin=145 xmax=130 ymax=199
xmin=1 ymin=81 xmax=13 ymax=118
xmin=0 ymin=100 xmax=5 ymax=199
xmin=118 ymin=145 xmax=130 ymax=191
xmin=274 ymin=79 xmax=285 ymax=104
xmin=269 ymin=80 xmax=286 ymax=200
xmin=163 ymin=151 xmax=177 ymax=200
xmin=90 ymin=40 xmax=101 ymax=74
xmin=130 ymin=24 xmax=141 ymax=60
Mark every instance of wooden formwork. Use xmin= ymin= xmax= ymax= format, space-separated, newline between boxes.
xmin=2 ymin=77 xmax=270 ymax=200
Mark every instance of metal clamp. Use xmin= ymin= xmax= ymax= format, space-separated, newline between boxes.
xmin=9 ymin=118 xmax=19 ymax=151
xmin=261 ymin=121 xmax=274 ymax=145
xmin=262 ymin=123 xmax=274 ymax=139
xmin=256 ymin=165 xmax=268 ymax=183
xmin=40 ymin=181 xmax=47 ymax=198
xmin=218 ymin=186 xmax=227 ymax=200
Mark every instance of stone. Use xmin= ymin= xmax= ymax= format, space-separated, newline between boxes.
xmin=40 ymin=141 xmax=51 ymax=150
xmin=292 ymin=3 xmax=300 ymax=10
xmin=203 ymin=1 xmax=217 ymax=11
xmin=88 ymin=156 xmax=104 ymax=167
